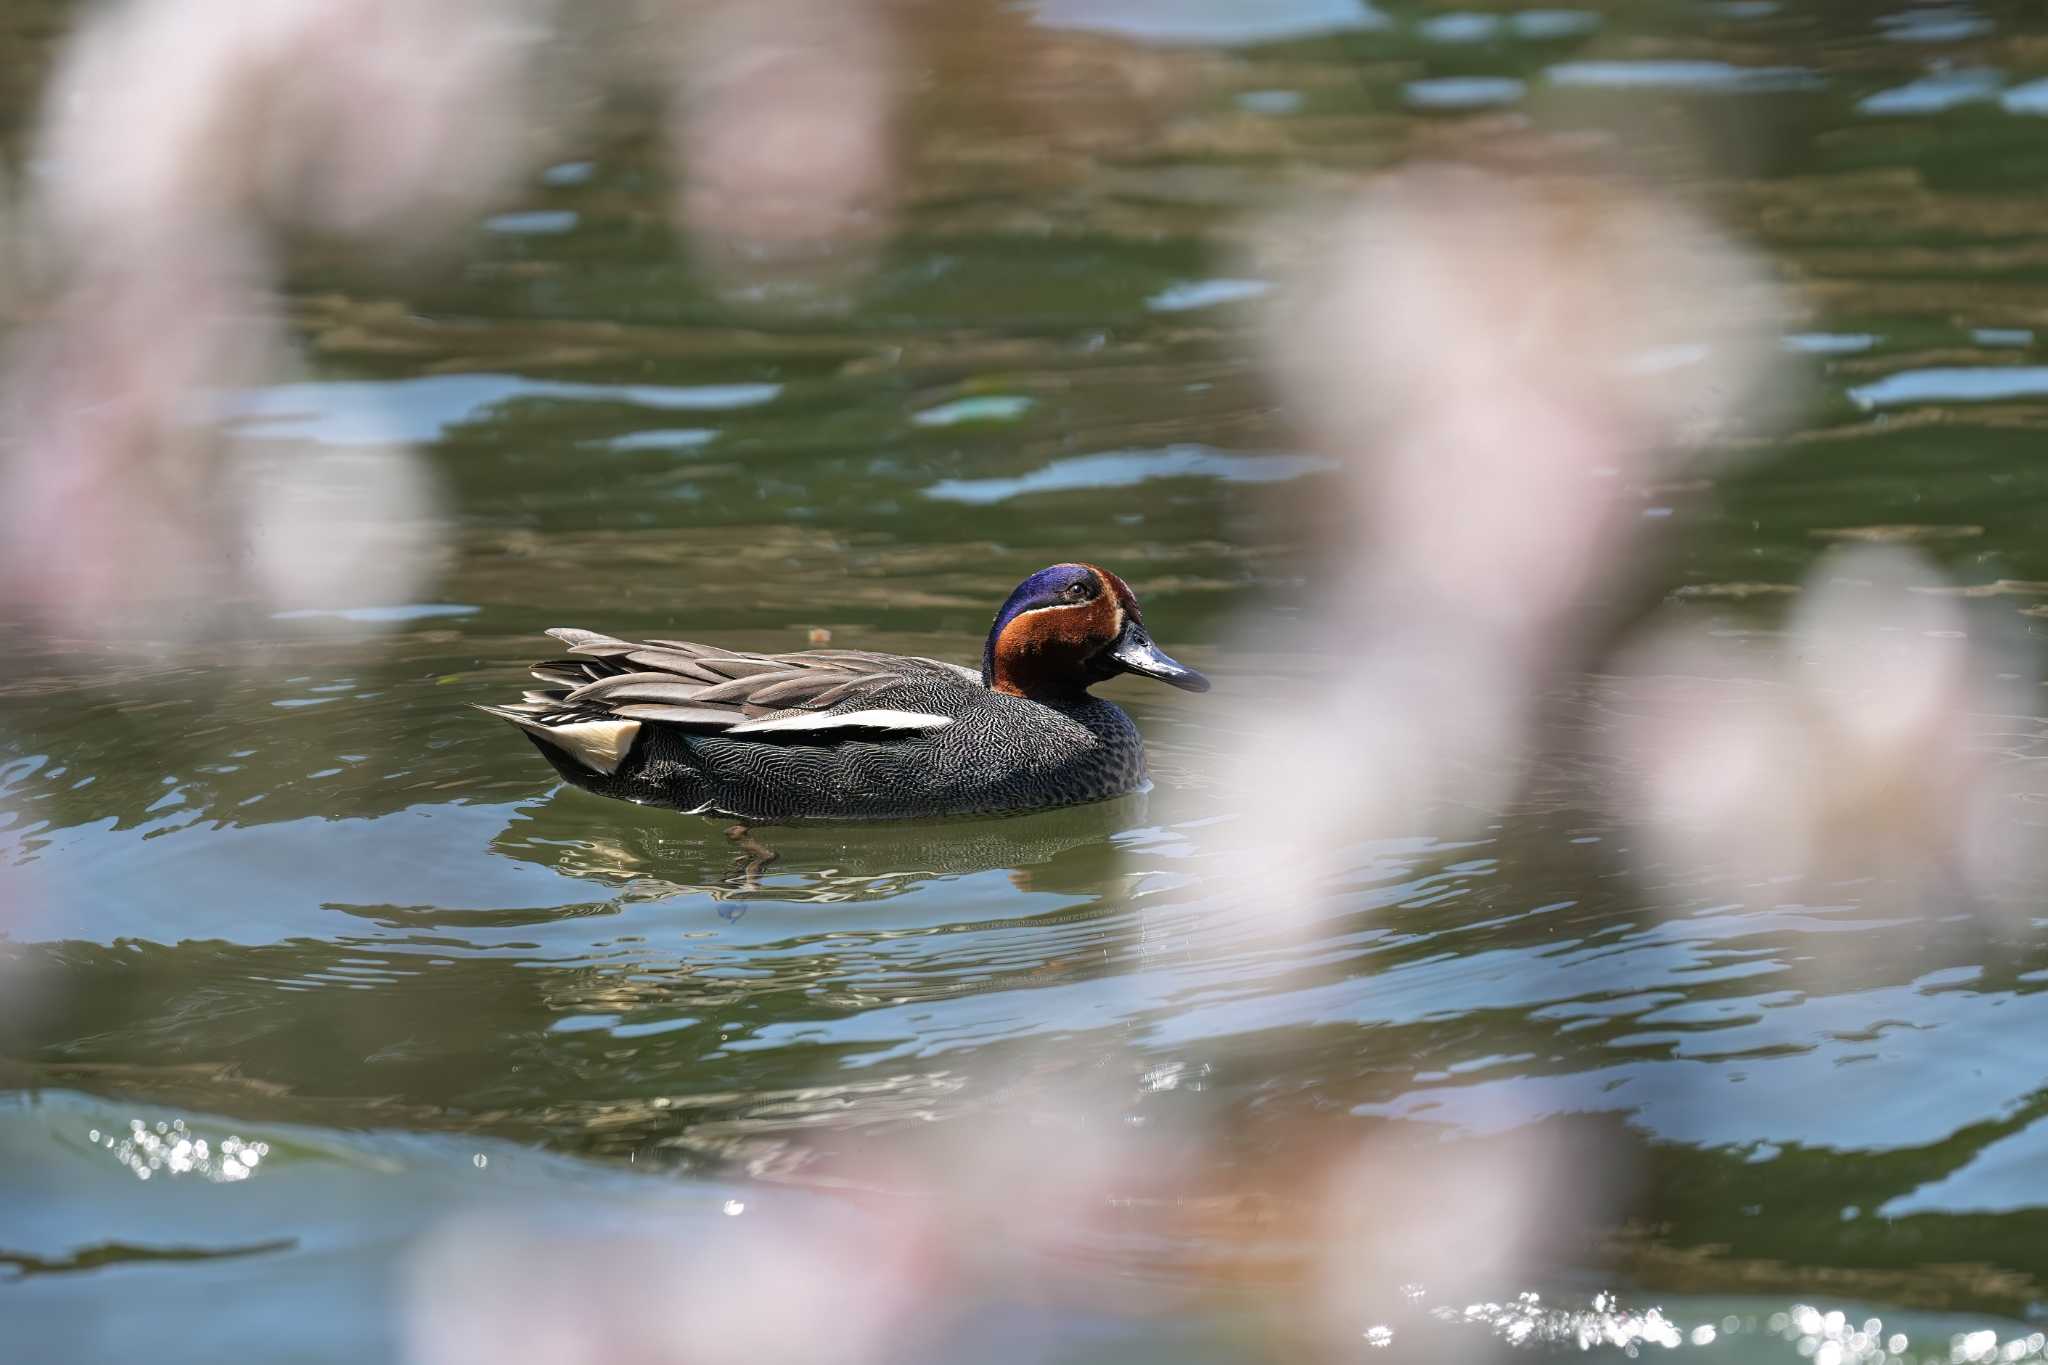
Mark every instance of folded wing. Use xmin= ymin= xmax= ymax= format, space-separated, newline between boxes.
xmin=477 ymin=628 xmax=977 ymax=772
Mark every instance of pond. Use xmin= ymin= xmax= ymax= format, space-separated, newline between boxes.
xmin=7 ymin=1 xmax=2048 ymax=1360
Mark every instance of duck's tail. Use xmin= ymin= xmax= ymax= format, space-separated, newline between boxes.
xmin=473 ymin=703 xmax=642 ymax=775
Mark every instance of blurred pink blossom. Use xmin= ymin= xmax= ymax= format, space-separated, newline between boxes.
xmin=37 ymin=0 xmax=551 ymax=256
xmin=1194 ymin=165 xmax=1787 ymax=912
xmin=0 ymin=263 xmax=283 ymax=631
xmin=404 ymin=1194 xmax=938 ymax=1365
xmin=0 ymin=0 xmax=530 ymax=644
xmin=667 ymin=0 xmax=901 ymax=305
xmin=1256 ymin=165 xmax=1783 ymax=651
xmin=1607 ymin=545 xmax=2039 ymax=912
xmin=0 ymin=262 xmax=444 ymax=642
xmin=825 ymin=1075 xmax=1200 ymax=1314
xmin=1304 ymin=1119 xmax=1626 ymax=1348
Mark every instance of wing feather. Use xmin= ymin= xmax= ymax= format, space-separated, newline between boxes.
xmin=487 ymin=627 xmax=979 ymax=752
xmin=586 ymin=680 xmax=727 ymax=707
xmin=622 ymin=649 xmax=725 ymax=680
xmin=606 ymin=703 xmax=763 ymax=727
xmin=744 ymin=672 xmax=869 ymax=708
xmin=564 ymin=671 xmax=701 ymax=703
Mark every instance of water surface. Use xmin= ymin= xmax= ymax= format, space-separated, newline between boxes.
xmin=9 ymin=1 xmax=2048 ymax=1359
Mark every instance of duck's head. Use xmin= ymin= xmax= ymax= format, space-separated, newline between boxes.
xmin=981 ymin=563 xmax=1210 ymax=701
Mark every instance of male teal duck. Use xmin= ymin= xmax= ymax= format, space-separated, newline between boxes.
xmin=478 ymin=563 xmax=1208 ymax=821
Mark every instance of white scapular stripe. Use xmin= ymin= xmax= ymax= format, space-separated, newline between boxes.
xmin=726 ymin=708 xmax=953 ymax=736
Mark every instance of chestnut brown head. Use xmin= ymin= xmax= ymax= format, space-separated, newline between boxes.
xmin=980 ymin=563 xmax=1209 ymax=702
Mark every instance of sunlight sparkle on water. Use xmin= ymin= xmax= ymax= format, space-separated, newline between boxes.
xmin=1761 ymin=1305 xmax=2048 ymax=1365
xmin=1434 ymin=1291 xmax=1683 ymax=1352
xmin=94 ymin=1118 xmax=267 ymax=1182
xmin=1344 ymin=1290 xmax=2047 ymax=1359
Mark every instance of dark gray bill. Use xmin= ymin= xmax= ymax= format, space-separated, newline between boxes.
xmin=1106 ymin=622 xmax=1210 ymax=693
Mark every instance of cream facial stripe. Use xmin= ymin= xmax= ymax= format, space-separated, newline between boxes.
xmin=1011 ymin=567 xmax=1126 ymax=629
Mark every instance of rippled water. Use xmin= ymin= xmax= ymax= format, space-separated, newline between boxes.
xmin=9 ymin=1 xmax=2048 ymax=1359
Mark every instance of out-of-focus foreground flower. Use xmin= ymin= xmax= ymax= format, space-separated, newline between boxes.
xmin=1 ymin=0 xmax=558 ymax=646
xmin=405 ymin=1195 xmax=937 ymax=1365
xmin=1201 ymin=165 xmax=1788 ymax=925
xmin=34 ymin=0 xmax=552 ymax=254
xmin=667 ymin=0 xmax=901 ymax=301
xmin=1606 ymin=544 xmax=2044 ymax=921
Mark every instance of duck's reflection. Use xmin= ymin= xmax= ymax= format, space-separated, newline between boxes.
xmin=487 ymin=783 xmax=1154 ymax=915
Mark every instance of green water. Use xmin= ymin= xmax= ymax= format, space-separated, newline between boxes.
xmin=8 ymin=1 xmax=2048 ymax=1359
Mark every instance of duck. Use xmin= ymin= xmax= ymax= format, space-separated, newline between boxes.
xmin=477 ymin=562 xmax=1209 ymax=822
